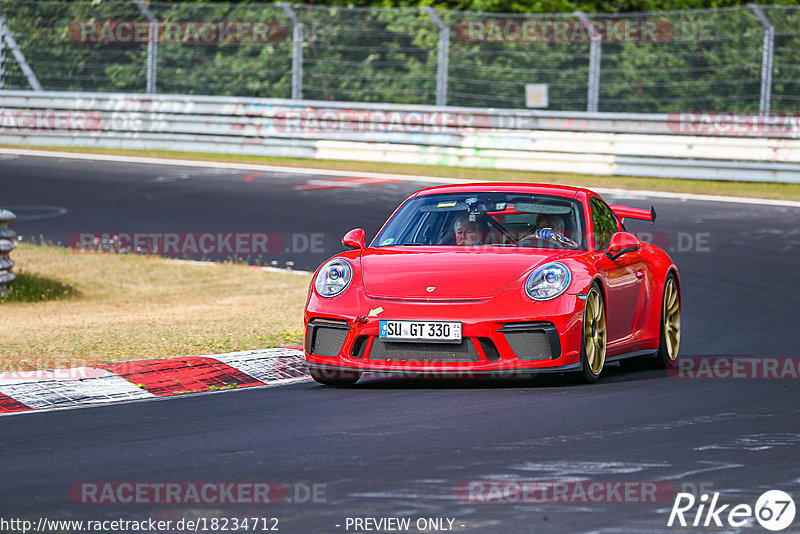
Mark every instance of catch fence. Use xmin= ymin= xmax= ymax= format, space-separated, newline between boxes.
xmin=1 ymin=1 xmax=799 ymax=113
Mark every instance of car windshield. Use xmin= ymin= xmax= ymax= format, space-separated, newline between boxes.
xmin=374 ymin=192 xmax=586 ymax=250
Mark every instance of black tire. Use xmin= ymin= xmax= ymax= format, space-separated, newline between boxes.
xmin=619 ymin=272 xmax=681 ymax=371
xmin=654 ymin=273 xmax=681 ymax=369
xmin=309 ymin=367 xmax=362 ymax=386
xmin=579 ymin=283 xmax=606 ymax=383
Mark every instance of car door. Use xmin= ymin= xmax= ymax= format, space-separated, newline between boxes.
xmin=590 ymin=197 xmax=645 ymax=344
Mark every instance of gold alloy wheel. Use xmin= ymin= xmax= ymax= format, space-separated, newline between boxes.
xmin=663 ymin=277 xmax=681 ymax=361
xmin=583 ymin=287 xmax=607 ymax=375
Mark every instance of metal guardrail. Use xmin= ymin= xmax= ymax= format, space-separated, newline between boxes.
xmin=0 ymin=209 xmax=16 ymax=297
xmin=2 ymin=90 xmax=800 ymax=183
xmin=5 ymin=89 xmax=800 ymax=136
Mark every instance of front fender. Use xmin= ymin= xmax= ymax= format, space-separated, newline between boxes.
xmin=563 ymin=258 xmax=599 ymax=296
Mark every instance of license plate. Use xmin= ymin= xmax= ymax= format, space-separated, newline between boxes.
xmin=379 ymin=320 xmax=462 ymax=343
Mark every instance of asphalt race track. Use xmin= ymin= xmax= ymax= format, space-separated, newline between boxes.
xmin=2 ymin=152 xmax=800 ymax=533
xmin=0 ymin=153 xmax=423 ymax=271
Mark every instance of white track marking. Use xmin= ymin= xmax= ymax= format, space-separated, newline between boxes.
xmin=0 ymin=370 xmax=154 ymax=409
xmin=0 ymin=349 xmax=310 ymax=416
xmin=213 ymin=348 xmax=308 ymax=384
xmin=0 ymin=205 xmax=68 ymax=221
xmin=663 ymin=460 xmax=744 ymax=480
xmin=0 ymin=366 xmax=108 ymax=384
xmin=512 ymin=461 xmax=669 ymax=477
xmin=2 ymin=147 xmax=800 ymax=207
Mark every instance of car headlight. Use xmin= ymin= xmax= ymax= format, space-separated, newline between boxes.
xmin=314 ymin=259 xmax=353 ymax=297
xmin=525 ymin=262 xmax=571 ymax=301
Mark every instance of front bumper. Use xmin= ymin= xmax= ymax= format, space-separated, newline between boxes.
xmin=304 ymin=295 xmax=585 ymax=375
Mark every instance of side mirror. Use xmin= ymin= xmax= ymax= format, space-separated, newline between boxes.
xmin=605 ymin=232 xmax=641 ymax=261
xmin=342 ymin=228 xmax=366 ymax=250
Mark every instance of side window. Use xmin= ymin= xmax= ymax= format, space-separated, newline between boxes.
xmin=591 ymin=198 xmax=619 ymax=251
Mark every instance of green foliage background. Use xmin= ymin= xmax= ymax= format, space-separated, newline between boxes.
xmin=137 ymin=0 xmax=799 ymax=14
xmin=1 ymin=0 xmax=798 ymax=111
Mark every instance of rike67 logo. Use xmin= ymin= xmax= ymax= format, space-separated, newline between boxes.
xmin=668 ymin=490 xmax=796 ymax=531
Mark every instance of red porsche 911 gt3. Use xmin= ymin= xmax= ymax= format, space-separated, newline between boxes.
xmin=304 ymin=183 xmax=681 ymax=385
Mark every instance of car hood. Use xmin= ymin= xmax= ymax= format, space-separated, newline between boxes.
xmin=360 ymin=247 xmax=572 ymax=300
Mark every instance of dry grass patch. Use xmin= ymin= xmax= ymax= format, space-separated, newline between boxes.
xmin=0 ymin=244 xmax=310 ymax=371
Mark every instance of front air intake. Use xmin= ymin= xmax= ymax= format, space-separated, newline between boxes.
xmin=500 ymin=322 xmax=561 ymax=360
xmin=369 ymin=339 xmax=479 ymax=362
xmin=306 ymin=319 xmax=349 ymax=357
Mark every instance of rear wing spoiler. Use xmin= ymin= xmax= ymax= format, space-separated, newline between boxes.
xmin=609 ymin=204 xmax=657 ymax=225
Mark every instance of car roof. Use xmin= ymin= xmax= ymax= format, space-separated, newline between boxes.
xmin=411 ymin=182 xmax=593 ymax=199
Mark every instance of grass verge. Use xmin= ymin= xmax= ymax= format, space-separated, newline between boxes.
xmin=4 ymin=145 xmax=800 ymax=202
xmin=1 ymin=271 xmax=79 ymax=302
xmin=0 ymin=244 xmax=309 ymax=371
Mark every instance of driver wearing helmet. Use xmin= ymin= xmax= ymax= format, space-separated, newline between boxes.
xmin=535 ymin=214 xmax=566 ymax=235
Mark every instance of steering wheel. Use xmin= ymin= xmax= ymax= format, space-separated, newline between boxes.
xmin=522 ymin=227 xmax=579 ymax=249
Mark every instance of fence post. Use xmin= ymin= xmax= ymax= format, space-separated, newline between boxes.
xmin=423 ymin=7 xmax=449 ymax=107
xmin=0 ymin=10 xmax=43 ymax=91
xmin=278 ymin=3 xmax=304 ymax=101
xmin=575 ymin=12 xmax=601 ymax=113
xmin=132 ymin=0 xmax=158 ymax=94
xmin=0 ymin=210 xmax=17 ymax=297
xmin=749 ymin=4 xmax=774 ymax=114
xmin=0 ymin=22 xmax=4 ymax=90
